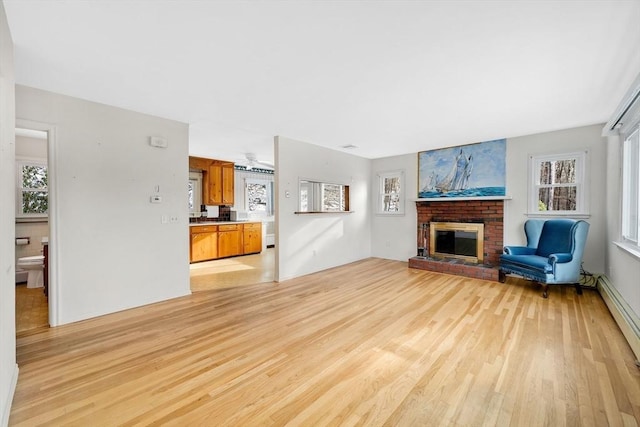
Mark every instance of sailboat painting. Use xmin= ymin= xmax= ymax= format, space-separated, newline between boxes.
xmin=418 ymin=139 xmax=506 ymax=199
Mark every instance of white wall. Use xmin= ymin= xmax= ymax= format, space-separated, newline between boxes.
xmin=275 ymin=136 xmax=371 ymax=281
xmin=371 ymin=153 xmax=417 ymax=261
xmin=371 ymin=125 xmax=607 ymax=276
xmin=16 ymin=85 xmax=191 ymax=325
xmin=0 ymin=3 xmax=17 ymax=425
xmin=605 ymin=135 xmax=640 ymax=318
xmin=504 ymin=124 xmax=606 ymax=274
xmin=15 ymin=134 xmax=45 ymax=158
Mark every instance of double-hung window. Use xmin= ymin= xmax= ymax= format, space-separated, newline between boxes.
xmin=377 ymin=170 xmax=405 ymax=215
xmin=16 ymin=159 xmax=48 ymax=218
xmin=245 ymin=179 xmax=274 ymax=216
xmin=622 ymin=126 xmax=640 ymax=247
xmin=529 ymin=151 xmax=588 ymax=216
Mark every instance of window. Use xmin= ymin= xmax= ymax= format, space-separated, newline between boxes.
xmin=188 ymin=171 xmax=202 ymax=217
xmin=245 ymin=179 xmax=274 ymax=216
xmin=377 ymin=170 xmax=404 ymax=215
xmin=298 ymin=180 xmax=350 ymax=213
xmin=16 ymin=159 xmax=48 ymax=217
xmin=622 ymin=127 xmax=639 ymax=246
xmin=529 ymin=151 xmax=587 ymax=216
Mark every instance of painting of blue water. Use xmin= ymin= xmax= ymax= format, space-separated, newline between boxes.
xmin=418 ymin=139 xmax=506 ymax=199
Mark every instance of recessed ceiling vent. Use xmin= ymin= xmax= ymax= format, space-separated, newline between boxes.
xmin=340 ymin=144 xmax=358 ymax=150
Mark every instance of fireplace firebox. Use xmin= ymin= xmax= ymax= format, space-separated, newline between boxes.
xmin=429 ymin=222 xmax=484 ymax=263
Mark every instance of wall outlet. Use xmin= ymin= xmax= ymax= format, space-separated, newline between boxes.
xmin=170 ymin=216 xmax=178 ymax=224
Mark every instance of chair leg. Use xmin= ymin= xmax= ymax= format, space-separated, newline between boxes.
xmin=575 ymin=283 xmax=583 ymax=295
xmin=498 ymin=270 xmax=506 ymax=283
xmin=541 ymin=283 xmax=549 ymax=298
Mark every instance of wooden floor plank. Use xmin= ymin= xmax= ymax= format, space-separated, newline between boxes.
xmin=9 ymin=258 xmax=640 ymax=426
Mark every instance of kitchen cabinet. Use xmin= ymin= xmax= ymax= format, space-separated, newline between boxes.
xmin=190 ymin=222 xmax=263 ymax=263
xmin=188 ymin=156 xmax=211 ymax=171
xmin=189 ymin=156 xmax=234 ymax=206
xmin=190 ymin=225 xmax=218 ymax=262
xmin=218 ymin=224 xmax=243 ymax=258
xmin=221 ymin=162 xmax=234 ymax=205
xmin=206 ymin=162 xmax=234 ymax=205
xmin=243 ymin=222 xmax=262 ymax=254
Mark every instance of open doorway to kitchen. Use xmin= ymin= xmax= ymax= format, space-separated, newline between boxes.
xmin=14 ymin=126 xmax=50 ymax=333
xmin=189 ymin=166 xmax=275 ymax=291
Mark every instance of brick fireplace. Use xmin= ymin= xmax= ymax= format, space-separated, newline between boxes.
xmin=408 ymin=199 xmax=504 ymax=281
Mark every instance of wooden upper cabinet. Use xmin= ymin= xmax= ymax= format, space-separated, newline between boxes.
xmin=189 ymin=156 xmax=211 ymax=171
xmin=207 ymin=164 xmax=223 ymax=205
xmin=221 ymin=163 xmax=234 ymax=205
xmin=189 ymin=156 xmax=235 ymax=206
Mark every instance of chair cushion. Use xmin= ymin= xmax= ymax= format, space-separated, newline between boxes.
xmin=535 ymin=220 xmax=575 ymax=258
xmin=500 ymin=254 xmax=552 ymax=274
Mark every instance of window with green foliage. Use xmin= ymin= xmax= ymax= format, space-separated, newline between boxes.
xmin=17 ymin=160 xmax=48 ymax=217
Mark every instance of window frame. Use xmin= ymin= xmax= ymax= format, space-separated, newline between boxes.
xmin=528 ymin=151 xmax=589 ymax=217
xmin=297 ymin=179 xmax=351 ymax=213
xmin=16 ymin=157 xmax=49 ymax=219
xmin=188 ymin=170 xmax=203 ymax=217
xmin=377 ymin=170 xmax=405 ymax=215
xmin=621 ymin=125 xmax=640 ymax=250
xmin=245 ymin=178 xmax=274 ymax=217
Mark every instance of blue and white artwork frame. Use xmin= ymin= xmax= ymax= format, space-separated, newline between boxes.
xmin=418 ymin=139 xmax=506 ymax=199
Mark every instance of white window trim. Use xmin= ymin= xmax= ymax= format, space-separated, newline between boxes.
xmin=188 ymin=171 xmax=202 ymax=217
xmin=245 ymin=178 xmax=274 ymax=217
xmin=620 ymin=125 xmax=640 ymax=251
xmin=16 ymin=156 xmax=48 ymax=219
xmin=377 ymin=170 xmax=405 ymax=216
xmin=527 ymin=151 xmax=589 ymax=217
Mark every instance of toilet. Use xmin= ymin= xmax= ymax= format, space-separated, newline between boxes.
xmin=17 ymin=255 xmax=45 ymax=288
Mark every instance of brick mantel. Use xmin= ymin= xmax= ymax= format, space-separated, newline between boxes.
xmin=410 ymin=199 xmax=504 ymax=281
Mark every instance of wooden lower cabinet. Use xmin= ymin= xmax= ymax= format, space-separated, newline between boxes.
xmin=243 ymin=222 xmax=262 ymax=254
xmin=218 ymin=224 xmax=243 ymax=258
xmin=190 ymin=226 xmax=217 ymax=263
xmin=190 ymin=222 xmax=262 ymax=263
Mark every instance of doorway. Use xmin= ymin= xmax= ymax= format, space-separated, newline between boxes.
xmin=188 ymin=166 xmax=276 ymax=291
xmin=14 ymin=125 xmax=51 ymax=333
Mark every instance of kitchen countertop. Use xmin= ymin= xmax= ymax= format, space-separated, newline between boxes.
xmin=189 ymin=220 xmax=260 ymax=227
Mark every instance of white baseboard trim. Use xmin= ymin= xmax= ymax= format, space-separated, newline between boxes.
xmin=598 ymin=275 xmax=640 ymax=361
xmin=1 ymin=364 xmax=18 ymax=427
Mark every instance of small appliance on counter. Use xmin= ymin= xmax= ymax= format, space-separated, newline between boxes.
xmin=230 ymin=209 xmax=249 ymax=221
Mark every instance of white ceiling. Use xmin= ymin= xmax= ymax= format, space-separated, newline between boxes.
xmin=4 ymin=0 xmax=640 ymax=167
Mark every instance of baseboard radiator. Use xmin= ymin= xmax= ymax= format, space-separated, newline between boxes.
xmin=598 ymin=275 xmax=640 ymax=363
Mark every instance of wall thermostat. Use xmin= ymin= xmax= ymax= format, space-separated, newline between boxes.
xmin=149 ymin=136 xmax=168 ymax=148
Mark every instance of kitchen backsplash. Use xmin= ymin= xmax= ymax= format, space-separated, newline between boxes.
xmin=189 ymin=205 xmax=231 ymax=223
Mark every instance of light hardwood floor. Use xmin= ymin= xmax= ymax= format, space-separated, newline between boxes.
xmin=10 ymin=258 xmax=640 ymax=426
xmin=190 ymin=247 xmax=275 ymax=291
xmin=15 ymin=284 xmax=48 ymax=334
xmin=13 ymin=249 xmax=275 ymax=334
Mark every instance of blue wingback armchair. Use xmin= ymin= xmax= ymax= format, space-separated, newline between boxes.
xmin=499 ymin=219 xmax=590 ymax=298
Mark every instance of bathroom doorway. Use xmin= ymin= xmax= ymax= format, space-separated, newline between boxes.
xmin=14 ymin=126 xmax=50 ymax=333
